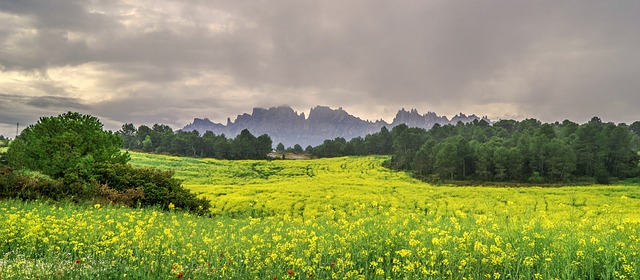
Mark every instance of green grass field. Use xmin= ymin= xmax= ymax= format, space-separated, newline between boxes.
xmin=1 ymin=152 xmax=639 ymax=279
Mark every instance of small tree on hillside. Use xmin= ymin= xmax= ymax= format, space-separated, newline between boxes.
xmin=7 ymin=112 xmax=129 ymax=178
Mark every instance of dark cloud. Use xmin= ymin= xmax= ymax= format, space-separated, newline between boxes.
xmin=0 ymin=0 xmax=639 ymax=135
xmin=26 ymin=96 xmax=89 ymax=109
xmin=0 ymin=0 xmax=111 ymax=31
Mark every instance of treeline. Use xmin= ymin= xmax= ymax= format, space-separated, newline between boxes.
xmin=310 ymin=118 xmax=640 ymax=183
xmin=308 ymin=127 xmax=393 ymax=157
xmin=118 ymin=124 xmax=272 ymax=160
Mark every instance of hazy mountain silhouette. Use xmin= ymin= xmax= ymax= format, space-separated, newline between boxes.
xmin=183 ymin=105 xmax=490 ymax=147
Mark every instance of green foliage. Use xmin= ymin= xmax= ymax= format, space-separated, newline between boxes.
xmin=0 ymin=162 xmax=209 ymax=215
xmin=230 ymin=129 xmax=273 ymax=159
xmin=308 ymin=118 xmax=640 ymax=184
xmin=92 ymin=163 xmax=210 ymax=214
xmin=7 ymin=112 xmax=129 ymax=178
xmin=0 ymin=166 xmax=66 ymax=201
xmin=292 ymin=144 xmax=304 ymax=153
xmin=306 ymin=126 xmax=393 ymax=158
xmin=386 ymin=118 xmax=639 ymax=184
xmin=0 ymin=138 xmax=8 ymax=148
xmin=118 ymin=124 xmax=273 ymax=160
xmin=1 ymin=113 xmax=209 ymax=215
xmin=0 ymin=146 xmax=8 ymax=166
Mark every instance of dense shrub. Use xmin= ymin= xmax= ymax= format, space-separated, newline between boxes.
xmin=1 ymin=112 xmax=211 ymax=215
xmin=95 ymin=184 xmax=144 ymax=208
xmin=92 ymin=163 xmax=210 ymax=214
xmin=0 ymin=167 xmax=66 ymax=201
xmin=0 ymin=163 xmax=210 ymax=215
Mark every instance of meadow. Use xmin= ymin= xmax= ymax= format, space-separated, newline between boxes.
xmin=1 ymin=152 xmax=639 ymax=279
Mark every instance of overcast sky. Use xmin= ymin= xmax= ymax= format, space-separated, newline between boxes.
xmin=1 ymin=1 xmax=639 ymax=137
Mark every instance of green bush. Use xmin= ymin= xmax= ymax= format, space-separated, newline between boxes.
xmin=1 ymin=112 xmax=211 ymax=215
xmin=95 ymin=184 xmax=144 ymax=208
xmin=92 ymin=163 xmax=210 ymax=215
xmin=0 ymin=163 xmax=210 ymax=215
xmin=0 ymin=167 xmax=66 ymax=200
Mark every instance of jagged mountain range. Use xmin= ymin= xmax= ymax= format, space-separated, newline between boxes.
xmin=182 ymin=106 xmax=490 ymax=147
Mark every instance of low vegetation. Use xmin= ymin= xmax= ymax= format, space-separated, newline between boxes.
xmin=2 ymin=153 xmax=640 ymax=278
xmin=1 ymin=112 xmax=208 ymax=214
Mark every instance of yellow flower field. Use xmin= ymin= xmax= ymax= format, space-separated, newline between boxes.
xmin=1 ymin=152 xmax=639 ymax=279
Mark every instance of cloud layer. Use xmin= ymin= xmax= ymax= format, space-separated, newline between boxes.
xmin=1 ymin=1 xmax=639 ymax=136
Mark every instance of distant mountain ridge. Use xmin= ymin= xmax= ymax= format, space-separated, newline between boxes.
xmin=183 ymin=105 xmax=490 ymax=147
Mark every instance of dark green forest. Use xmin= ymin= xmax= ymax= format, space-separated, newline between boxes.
xmin=117 ymin=124 xmax=273 ymax=160
xmin=310 ymin=118 xmax=640 ymax=184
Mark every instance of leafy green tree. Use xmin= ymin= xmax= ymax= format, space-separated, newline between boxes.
xmin=474 ymin=141 xmax=496 ymax=181
xmin=390 ymin=125 xmax=428 ymax=169
xmin=7 ymin=112 xmax=129 ymax=179
xmin=142 ymin=135 xmax=153 ymax=152
xmin=118 ymin=123 xmax=137 ymax=149
xmin=493 ymin=147 xmax=510 ymax=181
xmin=151 ymin=124 xmax=174 ymax=153
xmin=230 ymin=129 xmax=256 ymax=159
xmin=305 ymin=145 xmax=313 ymax=153
xmin=313 ymin=138 xmax=347 ymax=158
xmin=434 ymin=139 xmax=458 ymax=180
xmin=365 ymin=126 xmax=392 ymax=154
xmin=603 ymin=125 xmax=637 ymax=178
xmin=228 ymin=129 xmax=272 ymax=160
xmin=545 ymin=139 xmax=576 ymax=181
xmin=276 ymin=143 xmax=285 ymax=153
xmin=493 ymin=119 xmax=517 ymax=134
xmin=293 ymin=144 xmax=304 ymax=154
xmin=630 ymin=121 xmax=640 ymax=137
xmin=211 ymin=134 xmax=231 ymax=159
xmin=573 ymin=117 xmax=606 ymax=177
xmin=255 ymin=134 xmax=273 ymax=159
xmin=344 ymin=137 xmax=366 ymax=155
xmin=412 ymin=138 xmax=436 ymax=178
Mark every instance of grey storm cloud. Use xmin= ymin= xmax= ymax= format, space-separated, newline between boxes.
xmin=26 ymin=96 xmax=89 ymax=109
xmin=1 ymin=0 xmax=640 ymax=137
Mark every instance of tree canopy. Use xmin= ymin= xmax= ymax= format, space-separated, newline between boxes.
xmin=308 ymin=118 xmax=640 ymax=184
xmin=118 ymin=125 xmax=273 ymax=160
xmin=7 ymin=112 xmax=129 ymax=178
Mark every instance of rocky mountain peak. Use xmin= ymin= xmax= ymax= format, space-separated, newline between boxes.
xmin=183 ymin=105 xmax=489 ymax=147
